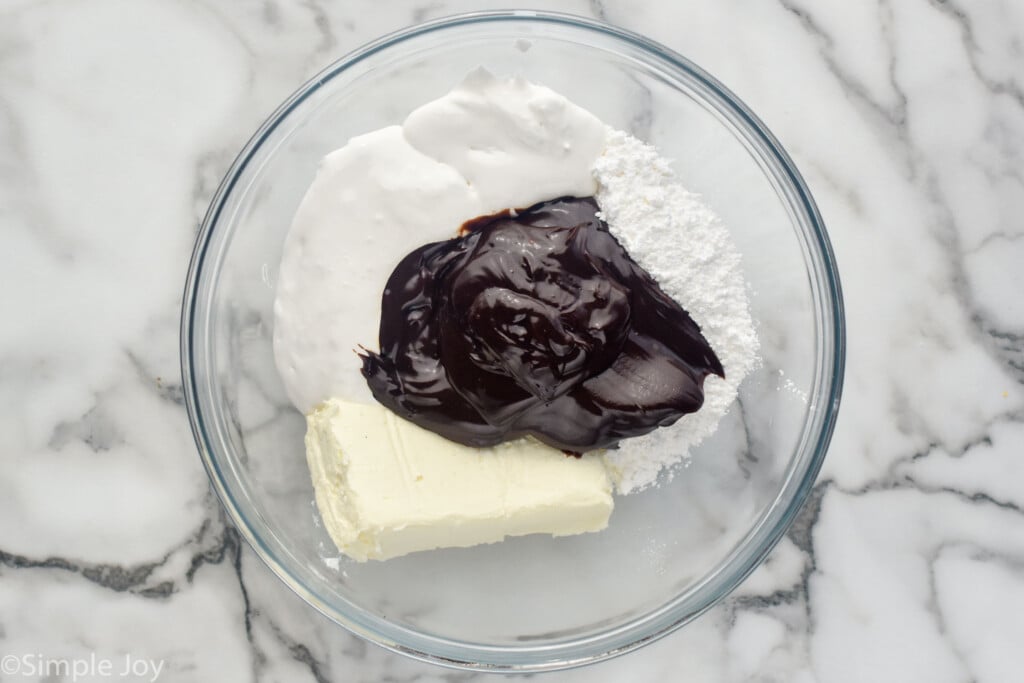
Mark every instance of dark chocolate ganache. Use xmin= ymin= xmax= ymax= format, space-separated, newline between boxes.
xmin=360 ymin=196 xmax=724 ymax=453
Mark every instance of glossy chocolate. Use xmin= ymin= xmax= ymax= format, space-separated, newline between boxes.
xmin=360 ymin=197 xmax=724 ymax=453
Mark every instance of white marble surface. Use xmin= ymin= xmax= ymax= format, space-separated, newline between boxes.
xmin=2 ymin=0 xmax=1022 ymax=681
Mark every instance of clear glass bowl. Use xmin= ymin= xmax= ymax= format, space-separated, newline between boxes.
xmin=181 ymin=10 xmax=844 ymax=672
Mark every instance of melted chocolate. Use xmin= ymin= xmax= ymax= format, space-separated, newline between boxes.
xmin=360 ymin=197 xmax=724 ymax=453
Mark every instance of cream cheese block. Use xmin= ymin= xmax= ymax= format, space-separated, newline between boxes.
xmin=305 ymin=398 xmax=613 ymax=561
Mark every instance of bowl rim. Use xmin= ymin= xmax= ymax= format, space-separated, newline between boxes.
xmin=181 ymin=8 xmax=845 ymax=672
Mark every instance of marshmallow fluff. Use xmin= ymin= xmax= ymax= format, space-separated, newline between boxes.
xmin=273 ymin=70 xmax=605 ymax=414
xmin=274 ymin=69 xmax=757 ymax=496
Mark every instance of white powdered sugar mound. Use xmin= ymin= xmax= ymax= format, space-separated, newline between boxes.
xmin=594 ymin=127 xmax=759 ymax=494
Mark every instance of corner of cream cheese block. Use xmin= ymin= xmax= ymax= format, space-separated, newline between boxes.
xmin=304 ymin=399 xmax=613 ymax=562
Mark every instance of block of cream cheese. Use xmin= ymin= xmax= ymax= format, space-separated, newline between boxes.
xmin=305 ymin=399 xmax=613 ymax=561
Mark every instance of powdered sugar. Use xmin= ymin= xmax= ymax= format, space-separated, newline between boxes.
xmin=594 ymin=127 xmax=759 ymax=493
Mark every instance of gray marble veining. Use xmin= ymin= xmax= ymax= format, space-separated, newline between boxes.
xmin=1 ymin=0 xmax=1022 ymax=681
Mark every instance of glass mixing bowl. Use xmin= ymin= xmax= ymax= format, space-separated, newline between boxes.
xmin=181 ymin=10 xmax=844 ymax=671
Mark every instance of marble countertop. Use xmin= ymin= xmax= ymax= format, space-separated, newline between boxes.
xmin=3 ymin=0 xmax=1022 ymax=681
